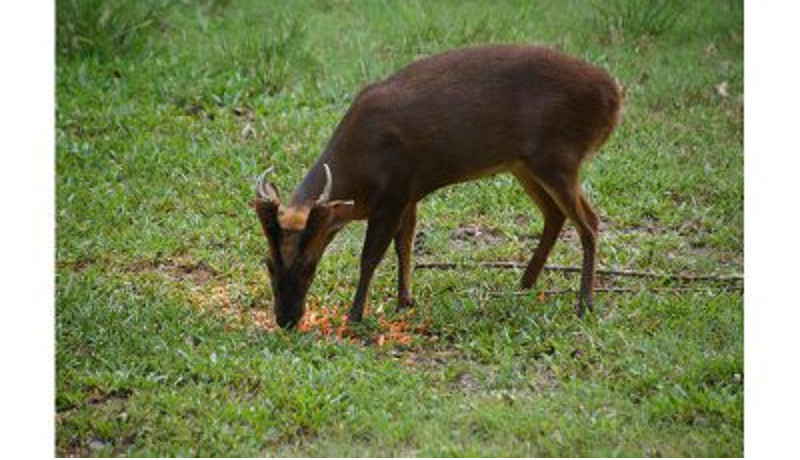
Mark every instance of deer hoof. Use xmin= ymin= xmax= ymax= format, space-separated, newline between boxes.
xmin=397 ymin=296 xmax=415 ymax=312
xmin=575 ymin=296 xmax=594 ymax=318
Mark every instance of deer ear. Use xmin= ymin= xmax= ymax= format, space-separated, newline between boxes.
xmin=253 ymin=199 xmax=283 ymax=264
xmin=253 ymin=168 xmax=284 ymax=262
xmin=299 ymin=200 xmax=356 ymax=253
xmin=323 ymin=200 xmax=356 ymax=232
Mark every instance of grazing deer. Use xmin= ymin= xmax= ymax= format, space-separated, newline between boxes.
xmin=253 ymin=45 xmax=622 ymax=328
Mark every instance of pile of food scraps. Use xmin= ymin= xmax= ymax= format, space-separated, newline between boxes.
xmin=189 ymin=283 xmax=432 ymax=347
xmin=297 ymin=302 xmax=432 ymax=347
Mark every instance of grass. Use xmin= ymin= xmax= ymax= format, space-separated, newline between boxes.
xmin=56 ymin=0 xmax=743 ymax=456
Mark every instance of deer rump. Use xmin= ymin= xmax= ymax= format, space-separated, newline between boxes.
xmin=253 ymin=45 xmax=622 ymax=328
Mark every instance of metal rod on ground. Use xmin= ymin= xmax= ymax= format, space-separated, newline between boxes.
xmin=414 ymin=261 xmax=743 ymax=283
xmin=490 ymin=284 xmax=744 ymax=297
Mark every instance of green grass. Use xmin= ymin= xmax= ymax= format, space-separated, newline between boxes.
xmin=56 ymin=0 xmax=743 ymax=456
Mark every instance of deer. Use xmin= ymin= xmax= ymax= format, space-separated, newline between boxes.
xmin=253 ymin=44 xmax=622 ymax=329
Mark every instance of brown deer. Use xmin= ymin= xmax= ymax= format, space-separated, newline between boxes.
xmin=253 ymin=45 xmax=622 ymax=328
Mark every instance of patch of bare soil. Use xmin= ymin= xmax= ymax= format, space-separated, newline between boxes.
xmin=154 ymin=259 xmax=218 ymax=284
xmin=450 ymin=223 xmax=506 ymax=249
xmin=613 ymin=218 xmax=661 ymax=236
xmin=58 ymin=255 xmax=220 ymax=285
xmin=112 ymin=256 xmax=218 ymax=285
xmin=412 ymin=230 xmax=431 ymax=256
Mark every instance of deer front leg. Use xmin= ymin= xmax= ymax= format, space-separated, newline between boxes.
xmin=348 ymin=204 xmax=405 ymax=323
xmin=394 ymin=203 xmax=418 ymax=311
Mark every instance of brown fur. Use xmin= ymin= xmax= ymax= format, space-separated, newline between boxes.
xmin=255 ymin=45 xmax=622 ymax=328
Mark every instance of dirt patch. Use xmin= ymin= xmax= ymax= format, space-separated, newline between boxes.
xmin=413 ymin=230 xmax=432 ymax=256
xmin=57 ymin=256 xmax=99 ymax=273
xmin=58 ymin=256 xmax=219 ymax=287
xmin=158 ymin=259 xmax=218 ymax=284
xmin=450 ymin=223 xmax=506 ymax=249
xmin=86 ymin=387 xmax=133 ymax=407
xmin=614 ymin=218 xmax=661 ymax=236
xmin=121 ymin=257 xmax=219 ymax=286
xmin=454 ymin=371 xmax=482 ymax=392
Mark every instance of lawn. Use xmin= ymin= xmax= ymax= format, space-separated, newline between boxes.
xmin=55 ymin=0 xmax=743 ymax=456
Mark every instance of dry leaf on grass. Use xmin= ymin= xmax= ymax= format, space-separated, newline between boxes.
xmin=715 ymin=81 xmax=729 ymax=98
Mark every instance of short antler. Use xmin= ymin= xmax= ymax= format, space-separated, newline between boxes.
xmin=316 ymin=163 xmax=333 ymax=205
xmin=255 ymin=166 xmax=280 ymax=204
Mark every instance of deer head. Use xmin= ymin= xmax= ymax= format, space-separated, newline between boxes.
xmin=252 ymin=164 xmax=355 ymax=328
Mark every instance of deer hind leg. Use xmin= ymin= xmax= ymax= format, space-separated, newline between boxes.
xmin=394 ymin=203 xmax=418 ymax=311
xmin=525 ymin=161 xmax=599 ymax=317
xmin=512 ymin=166 xmax=566 ymax=291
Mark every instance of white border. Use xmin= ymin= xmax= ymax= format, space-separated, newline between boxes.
xmin=3 ymin=0 xmax=794 ymax=457
xmin=0 ymin=2 xmax=55 ymax=457
xmin=745 ymin=0 xmax=800 ymax=458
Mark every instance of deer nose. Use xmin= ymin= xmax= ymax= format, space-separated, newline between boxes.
xmin=275 ymin=315 xmax=297 ymax=329
xmin=275 ymin=307 xmax=304 ymax=329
